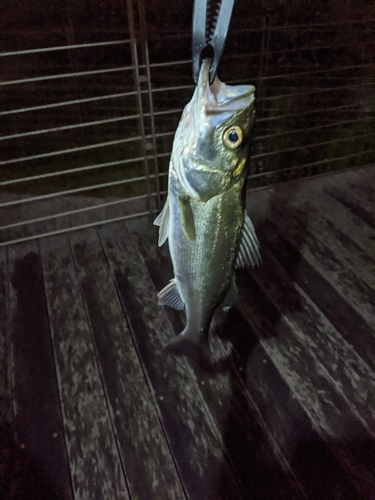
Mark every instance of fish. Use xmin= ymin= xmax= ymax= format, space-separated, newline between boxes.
xmin=154 ymin=59 xmax=260 ymax=357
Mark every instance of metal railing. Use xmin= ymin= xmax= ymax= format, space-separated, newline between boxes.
xmin=1 ymin=2 xmax=374 ymax=246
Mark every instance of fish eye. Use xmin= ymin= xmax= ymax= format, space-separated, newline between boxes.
xmin=222 ymin=126 xmax=243 ymax=149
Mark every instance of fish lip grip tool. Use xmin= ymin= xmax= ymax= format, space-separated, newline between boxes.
xmin=192 ymin=0 xmax=236 ymax=84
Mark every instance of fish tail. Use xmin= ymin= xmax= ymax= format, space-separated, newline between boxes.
xmin=164 ymin=326 xmax=210 ymax=359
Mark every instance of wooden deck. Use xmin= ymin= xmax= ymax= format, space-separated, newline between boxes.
xmin=1 ymin=165 xmax=374 ymax=499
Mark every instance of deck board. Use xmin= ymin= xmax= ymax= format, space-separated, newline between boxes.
xmin=323 ymin=169 xmax=374 ymax=226
xmin=268 ymin=170 xmax=375 ymax=258
xmin=70 ymin=229 xmax=185 ymax=500
xmin=271 ymin=181 xmax=375 ymax=289
xmin=40 ymin=235 xmax=128 ymax=500
xmin=0 ymin=247 xmax=11 ymax=499
xmin=243 ymin=340 xmax=362 ymax=499
xmin=6 ymin=241 xmax=73 ymax=500
xmin=236 ymin=267 xmax=375 ymax=498
xmin=2 ymin=165 xmax=375 ymax=499
xmin=243 ymin=245 xmax=375 ymax=433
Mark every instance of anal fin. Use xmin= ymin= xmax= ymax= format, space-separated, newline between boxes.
xmin=222 ymin=277 xmax=239 ymax=308
xmin=157 ymin=279 xmax=185 ymax=310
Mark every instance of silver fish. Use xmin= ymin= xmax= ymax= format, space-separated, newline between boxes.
xmin=154 ymin=59 xmax=260 ymax=357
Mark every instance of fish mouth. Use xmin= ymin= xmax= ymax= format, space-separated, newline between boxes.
xmin=197 ymin=59 xmax=255 ymax=113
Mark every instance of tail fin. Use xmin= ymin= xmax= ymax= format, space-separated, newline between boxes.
xmin=164 ymin=328 xmax=210 ymax=360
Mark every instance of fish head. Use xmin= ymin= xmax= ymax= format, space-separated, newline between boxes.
xmin=172 ymin=59 xmax=255 ymax=201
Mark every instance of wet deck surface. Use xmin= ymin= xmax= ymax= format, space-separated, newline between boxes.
xmin=1 ymin=165 xmax=374 ymax=499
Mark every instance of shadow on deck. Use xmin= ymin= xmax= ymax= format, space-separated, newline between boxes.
xmin=1 ymin=165 xmax=374 ymax=499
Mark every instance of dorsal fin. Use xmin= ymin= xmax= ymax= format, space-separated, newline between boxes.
xmin=235 ymin=212 xmax=261 ymax=269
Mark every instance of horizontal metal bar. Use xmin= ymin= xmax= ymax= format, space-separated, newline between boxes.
xmin=151 ymin=18 xmax=375 ymax=42
xmin=150 ymin=59 xmax=190 ymax=68
xmin=149 ymin=40 xmax=375 ymax=70
xmin=149 ymin=75 xmax=374 ymax=98
xmin=1 ymin=158 xmax=142 ymax=186
xmin=261 ymin=81 xmax=375 ymax=102
xmin=1 ymin=65 xmax=135 ymax=86
xmin=0 ymin=92 xmax=137 ymax=116
xmin=248 ymin=151 xmax=375 ymax=181
xmin=253 ymin=117 xmax=368 ymax=141
xmin=252 ymin=131 xmax=375 ymax=160
xmin=0 ymin=136 xmax=141 ymax=166
xmin=1 ymin=152 xmax=170 ymax=186
xmin=261 ymin=62 xmax=375 ymax=82
xmin=1 ymin=115 xmax=140 ymax=141
xmin=0 ymin=39 xmax=131 ymax=57
xmin=152 ymin=84 xmax=194 ymax=93
xmin=0 ymin=175 xmax=152 ymax=209
xmin=1 ymin=107 xmax=182 ymax=141
xmin=0 ymin=195 xmax=145 ymax=231
xmin=235 ymin=40 xmax=375 ymax=59
xmin=256 ymin=103 xmax=358 ymax=124
xmin=0 ymin=208 xmax=160 ymax=248
xmin=1 ymin=130 xmax=173 ymax=166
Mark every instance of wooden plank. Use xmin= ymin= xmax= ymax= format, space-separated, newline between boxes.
xmin=243 ymin=341 xmax=362 ymax=500
xmin=244 ymin=244 xmax=375 ymax=435
xmin=323 ymin=167 xmax=374 ymax=222
xmin=235 ymin=268 xmax=375 ymax=498
xmin=322 ymin=170 xmax=374 ymax=229
xmin=0 ymin=247 xmax=12 ymax=500
xmin=70 ymin=229 xmax=185 ymax=500
xmin=256 ymin=217 xmax=375 ymax=373
xmin=127 ymin=218 xmax=306 ymax=499
xmin=98 ymin=221 xmax=244 ymax=500
xmin=248 ymin=187 xmax=375 ymax=333
xmin=7 ymin=241 xmax=73 ymax=500
xmin=349 ymin=167 xmax=375 ymax=200
xmin=273 ymin=181 xmax=375 ymax=290
xmin=39 ymin=235 xmax=129 ymax=500
xmin=251 ymin=175 xmax=375 ymax=258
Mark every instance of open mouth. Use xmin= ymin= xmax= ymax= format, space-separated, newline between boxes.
xmin=197 ymin=59 xmax=255 ymax=112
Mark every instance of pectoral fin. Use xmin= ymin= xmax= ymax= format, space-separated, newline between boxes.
xmin=157 ymin=279 xmax=185 ymax=310
xmin=235 ymin=212 xmax=261 ymax=268
xmin=154 ymin=197 xmax=170 ymax=247
xmin=178 ymin=196 xmax=196 ymax=241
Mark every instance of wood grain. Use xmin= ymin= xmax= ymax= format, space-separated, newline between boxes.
xmin=40 ymin=235 xmax=129 ymax=500
xmin=70 ymin=228 xmax=185 ymax=500
xmin=98 ymin=221 xmax=242 ymax=500
xmin=7 ymin=241 xmax=73 ymax=500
